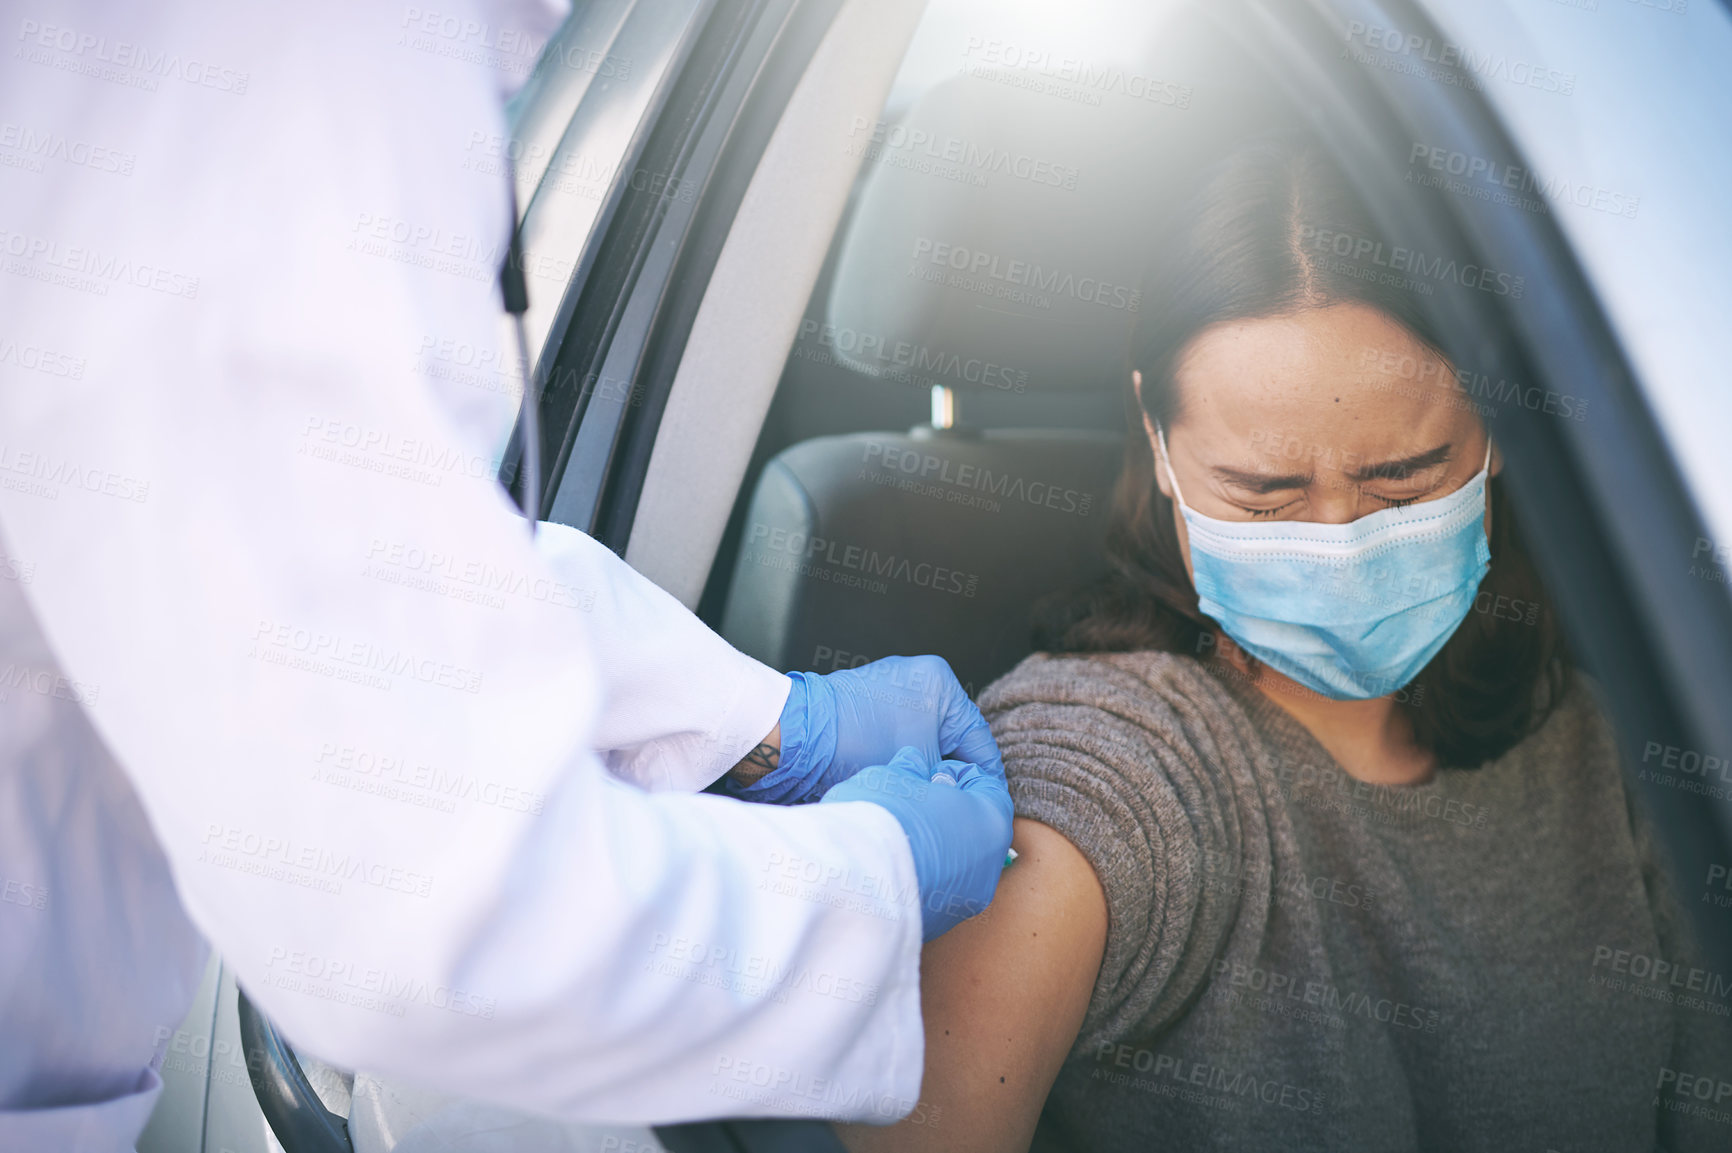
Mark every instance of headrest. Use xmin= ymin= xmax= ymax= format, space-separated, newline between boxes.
xmin=826 ymin=75 xmax=1169 ymax=396
xmin=824 ymin=5 xmax=1305 ymax=401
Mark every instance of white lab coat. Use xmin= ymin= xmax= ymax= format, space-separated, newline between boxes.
xmin=0 ymin=1 xmax=926 ymax=1149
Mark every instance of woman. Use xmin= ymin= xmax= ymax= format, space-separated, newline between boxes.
xmin=837 ymin=141 xmax=1730 ymax=1151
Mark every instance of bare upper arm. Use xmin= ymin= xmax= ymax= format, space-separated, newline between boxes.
xmin=837 ymin=817 xmax=1108 ymax=1153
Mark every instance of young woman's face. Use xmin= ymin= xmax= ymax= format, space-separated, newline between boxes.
xmin=1137 ymin=301 xmax=1499 ymax=581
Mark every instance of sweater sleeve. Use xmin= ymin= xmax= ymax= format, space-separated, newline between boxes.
xmin=979 ymin=651 xmax=1276 ymax=1057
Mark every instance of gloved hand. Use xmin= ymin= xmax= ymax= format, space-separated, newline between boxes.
xmin=729 ymin=655 xmax=1003 ymax=805
xmin=821 ymin=746 xmax=1014 ymax=941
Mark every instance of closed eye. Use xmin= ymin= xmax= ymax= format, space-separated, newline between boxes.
xmin=1241 ymin=501 xmax=1298 ymax=518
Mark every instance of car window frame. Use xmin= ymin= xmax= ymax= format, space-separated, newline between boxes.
xmin=501 ymin=0 xmax=852 ymax=556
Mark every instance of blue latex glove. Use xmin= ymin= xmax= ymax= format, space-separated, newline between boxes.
xmin=729 ymin=655 xmax=1004 ymax=805
xmin=821 ymin=746 xmax=1014 ymax=940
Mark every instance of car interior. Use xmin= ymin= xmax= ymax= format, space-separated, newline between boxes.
xmin=702 ymin=12 xmax=1291 ymax=698
xmin=139 ymin=0 xmax=1732 ymax=1149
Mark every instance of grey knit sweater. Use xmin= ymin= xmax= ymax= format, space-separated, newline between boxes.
xmin=979 ymin=650 xmax=1732 ymax=1152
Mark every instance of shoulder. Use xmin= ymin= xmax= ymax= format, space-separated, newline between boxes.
xmin=981 ymin=649 xmax=1223 ymax=710
xmin=1500 ymin=669 xmax=1620 ymax=781
xmin=977 ymin=650 xmax=1270 ymax=1052
xmin=980 ymin=650 xmax=1263 ymax=805
xmin=980 ymin=650 xmax=1242 ymax=744
xmin=977 ymin=649 xmax=1265 ymax=817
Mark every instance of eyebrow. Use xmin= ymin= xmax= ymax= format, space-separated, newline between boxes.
xmin=1212 ymin=443 xmax=1454 ymax=494
xmin=1211 ymin=465 xmax=1312 ymax=495
xmin=1348 ymin=443 xmax=1453 ymax=483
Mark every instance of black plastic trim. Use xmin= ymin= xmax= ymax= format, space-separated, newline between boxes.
xmin=236 ymin=989 xmax=353 ymax=1153
xmin=530 ymin=0 xmax=843 ymax=544
xmin=655 ymin=1118 xmax=850 ymax=1153
xmin=593 ymin=0 xmax=847 ymax=550
xmin=544 ymin=0 xmax=782 ymax=535
xmin=502 ymin=0 xmax=720 ymax=516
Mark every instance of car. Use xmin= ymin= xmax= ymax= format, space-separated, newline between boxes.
xmin=137 ymin=0 xmax=1732 ymax=1148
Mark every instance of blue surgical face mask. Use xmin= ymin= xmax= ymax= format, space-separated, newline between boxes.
xmin=1157 ymin=427 xmax=1493 ymax=700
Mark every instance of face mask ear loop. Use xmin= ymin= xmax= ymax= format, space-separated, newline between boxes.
xmin=1155 ymin=424 xmax=1190 ymax=512
xmin=1481 ymin=437 xmax=1494 ymax=475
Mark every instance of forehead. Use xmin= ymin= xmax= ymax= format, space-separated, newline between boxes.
xmin=1171 ymin=302 xmax=1472 ymax=459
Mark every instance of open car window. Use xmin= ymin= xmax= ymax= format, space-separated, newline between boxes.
xmin=703 ymin=0 xmax=1732 ymax=1146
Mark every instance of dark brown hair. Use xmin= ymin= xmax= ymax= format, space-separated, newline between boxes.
xmin=1035 ymin=139 xmax=1568 ymax=767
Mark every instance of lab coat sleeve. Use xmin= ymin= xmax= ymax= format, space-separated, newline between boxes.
xmin=533 ymin=522 xmax=791 ymax=793
xmin=0 ymin=0 xmax=927 ymax=1126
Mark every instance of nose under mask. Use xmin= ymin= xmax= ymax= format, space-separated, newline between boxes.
xmin=1157 ymin=427 xmax=1493 ymax=701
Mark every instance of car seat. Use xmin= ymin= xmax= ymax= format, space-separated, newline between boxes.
xmin=720 ymin=60 xmax=1263 ymax=693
